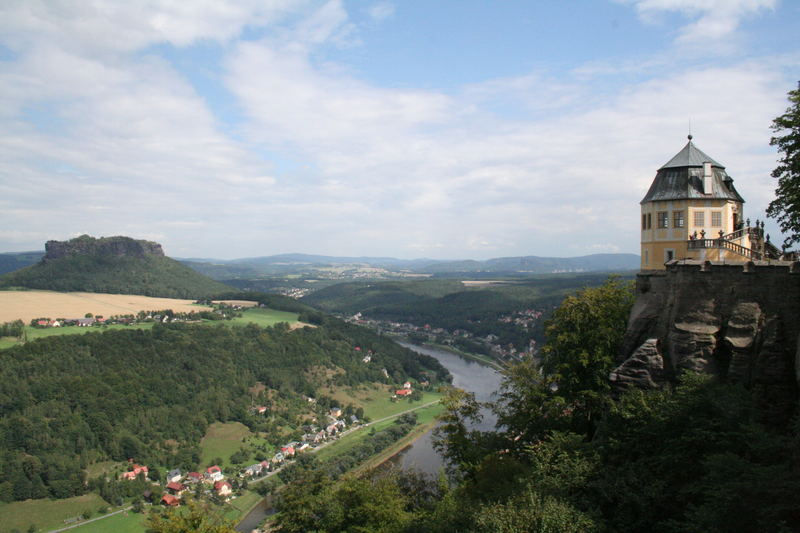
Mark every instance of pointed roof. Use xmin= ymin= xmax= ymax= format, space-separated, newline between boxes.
xmin=660 ymin=135 xmax=724 ymax=169
xmin=641 ymin=136 xmax=744 ymax=204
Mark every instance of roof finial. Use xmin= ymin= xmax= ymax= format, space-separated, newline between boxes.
xmin=688 ymin=118 xmax=692 ymax=141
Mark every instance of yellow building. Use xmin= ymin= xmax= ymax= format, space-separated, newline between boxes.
xmin=641 ymin=136 xmax=773 ymax=270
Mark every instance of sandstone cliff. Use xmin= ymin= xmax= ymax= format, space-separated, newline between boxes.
xmin=44 ymin=235 xmax=164 ymax=261
xmin=611 ymin=261 xmax=800 ymax=424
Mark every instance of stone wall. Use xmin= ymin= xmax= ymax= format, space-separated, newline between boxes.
xmin=611 ymin=260 xmax=800 ymax=425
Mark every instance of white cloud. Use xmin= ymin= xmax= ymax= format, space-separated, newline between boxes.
xmin=0 ymin=0 xmax=307 ymax=53
xmin=622 ymin=0 xmax=777 ymax=44
xmin=368 ymin=2 xmax=395 ymax=22
xmin=0 ymin=0 xmax=794 ymax=258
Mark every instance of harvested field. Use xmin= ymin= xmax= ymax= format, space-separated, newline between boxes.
xmin=0 ymin=290 xmax=212 ymax=322
xmin=214 ymin=299 xmax=259 ymax=307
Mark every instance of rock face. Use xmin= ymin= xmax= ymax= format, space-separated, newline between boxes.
xmin=44 ymin=235 xmax=164 ymax=262
xmin=612 ymin=261 xmax=800 ymax=425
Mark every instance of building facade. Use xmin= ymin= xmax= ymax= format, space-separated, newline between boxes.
xmin=640 ymin=136 xmax=773 ymax=270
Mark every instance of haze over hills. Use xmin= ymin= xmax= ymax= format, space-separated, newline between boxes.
xmin=0 ymin=251 xmax=43 ymax=275
xmin=0 ymin=243 xmax=639 ymax=282
xmin=0 ymin=235 xmax=230 ymax=298
xmin=178 ymin=252 xmax=640 ymax=279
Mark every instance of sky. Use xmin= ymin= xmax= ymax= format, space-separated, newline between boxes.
xmin=0 ymin=0 xmax=798 ymax=260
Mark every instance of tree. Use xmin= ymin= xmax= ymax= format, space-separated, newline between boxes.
xmin=537 ymin=277 xmax=634 ymax=428
xmin=767 ymin=82 xmax=800 ymax=248
xmin=146 ymin=501 xmax=237 ymax=533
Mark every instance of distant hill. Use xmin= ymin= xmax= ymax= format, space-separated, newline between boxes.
xmin=421 ymin=253 xmax=640 ymax=274
xmin=180 ymin=252 xmax=639 ymax=279
xmin=0 ymin=251 xmax=43 ymax=275
xmin=0 ymin=235 xmax=230 ymax=298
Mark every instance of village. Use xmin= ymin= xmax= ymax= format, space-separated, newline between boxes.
xmin=27 ymin=301 xmax=250 ymax=329
xmin=118 ymin=402 xmax=366 ymax=509
xmin=116 ymin=374 xmax=424 ymax=511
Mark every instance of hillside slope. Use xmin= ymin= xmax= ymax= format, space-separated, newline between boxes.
xmin=0 ymin=235 xmax=230 ymax=298
xmin=0 ymin=251 xmax=43 ymax=275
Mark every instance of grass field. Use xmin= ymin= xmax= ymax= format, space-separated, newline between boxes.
xmin=221 ymin=490 xmax=263 ymax=522
xmin=0 ymin=290 xmax=212 ymax=323
xmin=356 ymin=387 xmax=444 ymax=421
xmin=0 ymin=322 xmax=156 ymax=350
xmin=0 ymin=336 xmax=17 ymax=349
xmin=0 ymin=304 xmax=296 ymax=351
xmin=0 ymin=493 xmax=114 ymax=532
xmin=69 ymin=509 xmax=147 ymax=533
xmin=355 ymin=405 xmax=445 ymax=473
xmin=229 ymin=307 xmax=299 ymax=328
xmin=315 ymin=401 xmax=444 ymax=463
xmin=199 ymin=421 xmax=254 ymax=469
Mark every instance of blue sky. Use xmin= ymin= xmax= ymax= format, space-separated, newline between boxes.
xmin=0 ymin=0 xmax=798 ymax=259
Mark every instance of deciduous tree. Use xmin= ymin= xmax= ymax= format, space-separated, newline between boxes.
xmin=767 ymin=82 xmax=800 ymax=247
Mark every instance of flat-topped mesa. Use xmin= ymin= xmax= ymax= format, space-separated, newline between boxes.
xmin=44 ymin=235 xmax=165 ymax=262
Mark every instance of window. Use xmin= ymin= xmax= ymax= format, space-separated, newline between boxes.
xmin=665 ymin=249 xmax=675 ymax=262
xmin=642 ymin=214 xmax=647 ymax=230
xmin=711 ymin=211 xmax=722 ymax=227
xmin=644 ymin=250 xmax=649 ymax=265
xmin=694 ymin=211 xmax=705 ymax=227
xmin=647 ymin=213 xmax=652 ymax=229
xmin=657 ymin=211 xmax=669 ymax=228
xmin=673 ymin=210 xmax=685 ymax=228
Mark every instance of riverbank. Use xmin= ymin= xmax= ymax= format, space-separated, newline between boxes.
xmin=419 ymin=341 xmax=505 ymax=371
xmin=354 ymin=403 xmax=444 ymax=473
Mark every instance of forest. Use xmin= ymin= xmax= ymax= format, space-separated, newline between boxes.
xmin=273 ymin=278 xmax=800 ymax=532
xmin=0 ymin=317 xmax=447 ymax=503
xmin=302 ymin=273 xmax=631 ymax=350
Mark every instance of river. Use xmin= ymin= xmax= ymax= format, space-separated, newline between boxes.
xmin=390 ymin=342 xmax=503 ymax=475
xmin=236 ymin=342 xmax=503 ymax=531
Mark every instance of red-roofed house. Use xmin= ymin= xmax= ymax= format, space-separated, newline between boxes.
xmin=185 ymin=471 xmax=203 ymax=483
xmin=161 ymin=494 xmax=180 ymax=506
xmin=281 ymin=446 xmax=295 ymax=456
xmin=205 ymin=465 xmax=223 ymax=482
xmin=214 ymin=480 xmax=232 ymax=498
xmin=122 ymin=464 xmax=149 ymax=480
xmin=165 ymin=481 xmax=185 ymax=494
xmin=396 ymin=389 xmax=412 ymax=397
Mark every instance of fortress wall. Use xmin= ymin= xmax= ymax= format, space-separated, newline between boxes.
xmin=613 ymin=261 xmax=800 ymax=425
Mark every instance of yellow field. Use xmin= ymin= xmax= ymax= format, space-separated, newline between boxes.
xmin=0 ymin=290 xmax=213 ymax=322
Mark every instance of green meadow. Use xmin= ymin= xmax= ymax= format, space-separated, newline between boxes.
xmin=229 ymin=307 xmax=300 ymax=328
xmin=0 ymin=493 xmax=118 ymax=533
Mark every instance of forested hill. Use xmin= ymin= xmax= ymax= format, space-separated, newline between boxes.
xmin=302 ymin=274 xmax=631 ymax=351
xmin=0 ymin=319 xmax=448 ymax=501
xmin=0 ymin=235 xmax=230 ymax=298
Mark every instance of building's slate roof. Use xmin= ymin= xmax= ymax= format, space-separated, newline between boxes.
xmin=660 ymin=137 xmax=723 ymax=169
xmin=642 ymin=138 xmax=745 ymax=204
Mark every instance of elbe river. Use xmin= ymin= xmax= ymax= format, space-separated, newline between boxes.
xmin=236 ymin=342 xmax=503 ymax=531
xmin=390 ymin=342 xmax=503 ymax=474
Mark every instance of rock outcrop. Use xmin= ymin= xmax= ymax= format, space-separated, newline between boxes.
xmin=612 ymin=260 xmax=800 ymax=425
xmin=44 ymin=235 xmax=164 ymax=262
